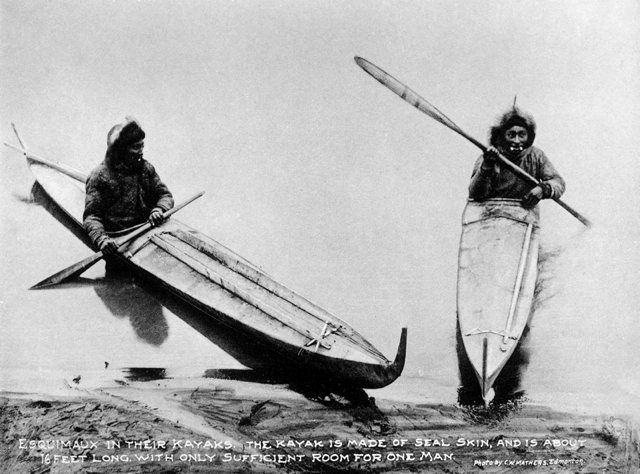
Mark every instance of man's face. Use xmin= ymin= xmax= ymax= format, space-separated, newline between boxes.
xmin=122 ymin=139 xmax=144 ymax=170
xmin=504 ymin=125 xmax=528 ymax=155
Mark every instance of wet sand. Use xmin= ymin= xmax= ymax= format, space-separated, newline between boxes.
xmin=1 ymin=374 xmax=638 ymax=473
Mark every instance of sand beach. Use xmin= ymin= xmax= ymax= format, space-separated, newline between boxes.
xmin=1 ymin=369 xmax=638 ymax=473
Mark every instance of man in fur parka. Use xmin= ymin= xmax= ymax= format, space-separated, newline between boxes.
xmin=468 ymin=107 xmax=565 ymax=207
xmin=83 ymin=117 xmax=174 ymax=263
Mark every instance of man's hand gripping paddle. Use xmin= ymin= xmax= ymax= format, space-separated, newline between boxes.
xmin=31 ymin=192 xmax=204 ymax=289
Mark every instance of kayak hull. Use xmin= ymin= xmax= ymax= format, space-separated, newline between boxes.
xmin=20 ymin=153 xmax=406 ymax=389
xmin=456 ymin=199 xmax=539 ymax=403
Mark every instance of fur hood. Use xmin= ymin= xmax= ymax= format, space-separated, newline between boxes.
xmin=105 ymin=117 xmax=145 ymax=168
xmin=489 ymin=107 xmax=536 ymax=149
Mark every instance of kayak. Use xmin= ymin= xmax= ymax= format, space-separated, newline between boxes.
xmin=8 ymin=140 xmax=406 ymax=389
xmin=456 ymin=199 xmax=539 ymax=403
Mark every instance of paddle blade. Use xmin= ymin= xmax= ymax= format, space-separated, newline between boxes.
xmin=354 ymin=57 xmax=462 ymax=132
xmin=30 ymin=251 xmax=104 ymax=289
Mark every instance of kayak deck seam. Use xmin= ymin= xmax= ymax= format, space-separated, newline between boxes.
xmin=150 ymin=233 xmax=318 ymax=343
xmin=172 ymin=228 xmax=388 ymax=361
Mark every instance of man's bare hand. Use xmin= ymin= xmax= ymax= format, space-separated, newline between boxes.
xmin=99 ymin=237 xmax=119 ymax=256
xmin=148 ymin=209 xmax=165 ymax=227
xmin=522 ymin=186 xmax=544 ymax=208
xmin=482 ymin=146 xmax=500 ymax=170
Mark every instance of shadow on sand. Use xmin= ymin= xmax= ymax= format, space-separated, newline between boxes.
xmin=139 ymin=277 xmax=386 ymax=418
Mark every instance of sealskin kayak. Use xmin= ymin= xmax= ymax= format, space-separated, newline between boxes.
xmin=457 ymin=199 xmax=538 ymax=404
xmin=8 ymin=140 xmax=406 ymax=389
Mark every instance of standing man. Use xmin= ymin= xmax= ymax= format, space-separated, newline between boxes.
xmin=83 ymin=117 xmax=174 ymax=272
xmin=468 ymin=106 xmax=565 ymax=206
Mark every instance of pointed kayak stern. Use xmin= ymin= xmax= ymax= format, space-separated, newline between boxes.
xmin=391 ymin=327 xmax=408 ymax=374
xmin=353 ymin=326 xmax=407 ymax=389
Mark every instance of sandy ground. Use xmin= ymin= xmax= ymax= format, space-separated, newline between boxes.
xmin=1 ymin=373 xmax=638 ymax=473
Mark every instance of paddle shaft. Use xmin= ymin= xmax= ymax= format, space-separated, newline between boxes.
xmin=113 ymin=191 xmax=205 ymax=247
xmin=5 ymin=141 xmax=86 ymax=182
xmin=354 ymin=57 xmax=592 ymax=227
xmin=31 ymin=191 xmax=204 ymax=288
xmin=447 ymin=127 xmax=592 ymax=227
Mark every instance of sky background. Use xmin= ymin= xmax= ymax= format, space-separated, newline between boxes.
xmin=1 ymin=0 xmax=639 ymax=411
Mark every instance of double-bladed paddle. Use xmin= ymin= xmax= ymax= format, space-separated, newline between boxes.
xmin=31 ymin=191 xmax=204 ymax=289
xmin=354 ymin=56 xmax=592 ymax=228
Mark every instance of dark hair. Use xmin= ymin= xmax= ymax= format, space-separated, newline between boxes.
xmin=489 ymin=107 xmax=536 ymax=149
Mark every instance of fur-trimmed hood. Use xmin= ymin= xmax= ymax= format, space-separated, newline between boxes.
xmin=105 ymin=117 xmax=145 ymax=169
xmin=489 ymin=107 xmax=536 ymax=149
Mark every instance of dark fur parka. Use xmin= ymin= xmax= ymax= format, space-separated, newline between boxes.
xmin=83 ymin=118 xmax=174 ymax=247
xmin=469 ymin=107 xmax=565 ymax=202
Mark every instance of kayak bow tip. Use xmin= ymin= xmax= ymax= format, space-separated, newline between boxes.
xmin=483 ymin=387 xmax=495 ymax=407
